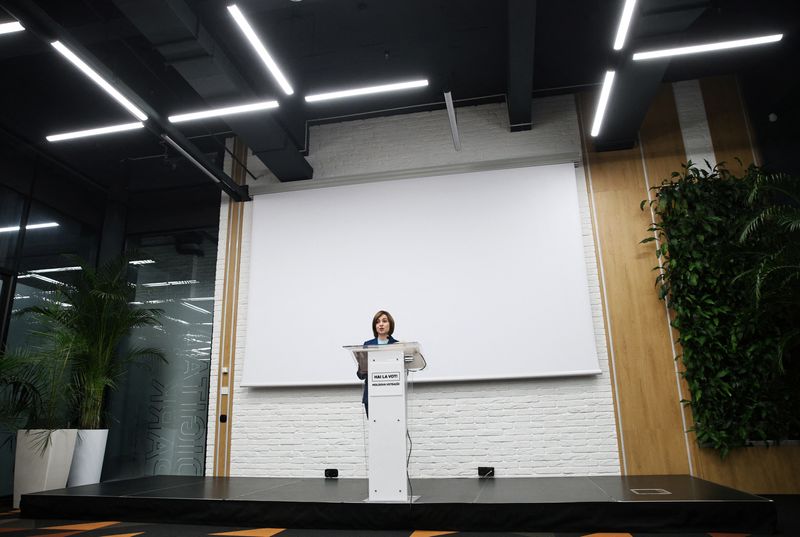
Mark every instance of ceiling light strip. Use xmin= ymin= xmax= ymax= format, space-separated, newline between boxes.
xmin=0 ymin=222 xmax=59 ymax=233
xmin=141 ymin=279 xmax=199 ymax=288
xmin=632 ymin=34 xmax=783 ymax=60
xmin=46 ymin=121 xmax=144 ymax=142
xmin=305 ymin=79 xmax=429 ymax=102
xmin=591 ymin=70 xmax=616 ymax=137
xmin=19 ymin=274 xmax=64 ymax=285
xmin=51 ymin=41 xmax=148 ymax=121
xmin=29 ymin=266 xmax=82 ymax=274
xmin=0 ymin=21 xmax=24 ymax=35
xmin=169 ymin=100 xmax=279 ymax=123
xmin=182 ymin=302 xmax=212 ymax=315
xmin=227 ymin=4 xmax=294 ymax=95
xmin=162 ymin=135 xmax=221 ymax=185
xmin=613 ymin=0 xmax=637 ymax=50
xmin=443 ymin=91 xmax=462 ymax=152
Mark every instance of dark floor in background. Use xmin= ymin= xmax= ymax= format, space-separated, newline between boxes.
xmin=1 ymin=514 xmax=800 ymax=537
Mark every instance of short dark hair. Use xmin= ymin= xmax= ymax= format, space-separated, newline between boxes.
xmin=372 ymin=310 xmax=395 ymax=338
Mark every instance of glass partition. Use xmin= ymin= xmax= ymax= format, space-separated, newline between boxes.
xmin=103 ymin=229 xmax=217 ymax=480
xmin=5 ymin=201 xmax=98 ymax=352
xmin=0 ymin=185 xmax=25 ymax=271
xmin=0 ymin=199 xmax=98 ymax=496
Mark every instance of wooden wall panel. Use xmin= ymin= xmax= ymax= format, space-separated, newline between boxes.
xmin=212 ymin=138 xmax=248 ymax=477
xmin=695 ymin=77 xmax=800 ymax=493
xmin=637 ymin=84 xmax=699 ymax=476
xmin=580 ymin=81 xmax=800 ymax=494
xmin=694 ymin=444 xmax=800 ymax=493
xmin=700 ymin=75 xmax=756 ymax=175
xmin=578 ymin=91 xmax=691 ymax=476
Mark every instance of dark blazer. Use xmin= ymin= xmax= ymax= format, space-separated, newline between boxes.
xmin=358 ymin=336 xmax=399 ymax=415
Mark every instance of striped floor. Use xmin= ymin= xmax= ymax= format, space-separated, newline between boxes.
xmin=0 ymin=513 xmax=764 ymax=537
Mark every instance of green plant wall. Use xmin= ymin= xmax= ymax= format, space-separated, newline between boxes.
xmin=643 ymin=163 xmax=800 ymax=457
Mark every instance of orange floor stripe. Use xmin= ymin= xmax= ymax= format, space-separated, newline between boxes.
xmin=409 ymin=532 xmax=457 ymax=537
xmin=30 ymin=532 xmax=81 ymax=537
xmin=210 ymin=530 xmax=286 ymax=537
xmin=102 ymin=533 xmax=145 ymax=537
xmin=44 ymin=521 xmax=120 ymax=530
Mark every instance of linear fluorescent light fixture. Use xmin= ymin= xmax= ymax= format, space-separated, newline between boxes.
xmin=305 ymin=79 xmax=429 ymax=103
xmin=182 ymin=302 xmax=211 ymax=315
xmin=0 ymin=222 xmax=59 ymax=233
xmin=162 ymin=135 xmax=221 ymax=185
xmin=227 ymin=4 xmax=294 ymax=95
xmin=141 ymin=279 xmax=199 ymax=288
xmin=129 ymin=259 xmax=155 ymax=265
xmin=613 ymin=0 xmax=637 ymax=50
xmin=29 ymin=266 xmax=82 ymax=274
xmin=0 ymin=21 xmax=24 ymax=34
xmin=591 ymin=71 xmax=616 ymax=137
xmin=17 ymin=273 xmax=64 ymax=286
xmin=633 ymin=33 xmax=783 ymax=60
xmin=169 ymin=100 xmax=279 ymax=123
xmin=51 ymin=41 xmax=148 ymax=121
xmin=164 ymin=315 xmax=190 ymax=325
xmin=46 ymin=121 xmax=144 ymax=142
xmin=443 ymin=91 xmax=461 ymax=152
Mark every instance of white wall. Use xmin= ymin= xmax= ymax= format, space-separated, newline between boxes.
xmin=206 ymin=95 xmax=621 ymax=478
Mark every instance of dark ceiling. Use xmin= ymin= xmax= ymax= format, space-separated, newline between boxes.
xmin=0 ymin=0 xmax=798 ymax=201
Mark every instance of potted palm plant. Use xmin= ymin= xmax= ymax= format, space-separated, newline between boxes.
xmin=2 ymin=346 xmax=76 ymax=508
xmin=18 ymin=254 xmax=164 ymax=488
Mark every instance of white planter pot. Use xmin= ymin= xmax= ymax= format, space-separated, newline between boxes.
xmin=13 ymin=429 xmax=77 ymax=508
xmin=66 ymin=429 xmax=109 ymax=487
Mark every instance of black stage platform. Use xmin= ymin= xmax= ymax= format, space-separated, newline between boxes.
xmin=21 ymin=474 xmax=776 ymax=533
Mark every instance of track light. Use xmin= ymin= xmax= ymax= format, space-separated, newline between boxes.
xmin=443 ymin=91 xmax=461 ymax=152
xmin=632 ymin=34 xmax=783 ymax=60
xmin=0 ymin=21 xmax=24 ymax=35
xmin=161 ymin=135 xmax=220 ymax=185
xmin=305 ymin=79 xmax=429 ymax=102
xmin=613 ymin=0 xmax=637 ymax=50
xmin=51 ymin=41 xmax=148 ymax=121
xmin=46 ymin=122 xmax=144 ymax=142
xmin=227 ymin=4 xmax=294 ymax=95
xmin=168 ymin=100 xmax=279 ymax=123
xmin=591 ymin=71 xmax=616 ymax=137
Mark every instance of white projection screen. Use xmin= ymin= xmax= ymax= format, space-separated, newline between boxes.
xmin=241 ymin=163 xmax=601 ymax=386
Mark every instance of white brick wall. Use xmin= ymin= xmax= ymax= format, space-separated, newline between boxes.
xmin=672 ymin=80 xmax=715 ymax=170
xmin=206 ymin=95 xmax=621 ymax=478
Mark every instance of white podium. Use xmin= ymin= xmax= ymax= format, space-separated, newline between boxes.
xmin=344 ymin=342 xmax=425 ymax=502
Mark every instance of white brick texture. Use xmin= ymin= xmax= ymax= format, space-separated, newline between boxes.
xmin=672 ymin=80 xmax=715 ymax=170
xmin=206 ymin=96 xmax=621 ymax=478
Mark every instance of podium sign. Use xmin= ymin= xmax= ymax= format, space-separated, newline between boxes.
xmin=344 ymin=342 xmax=425 ymax=502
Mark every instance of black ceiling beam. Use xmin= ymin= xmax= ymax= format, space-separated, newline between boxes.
xmin=593 ymin=0 xmax=709 ymax=151
xmin=112 ymin=0 xmax=313 ymax=182
xmin=0 ymin=0 xmax=250 ymax=201
xmin=507 ymin=0 xmax=536 ymax=132
xmin=0 ymin=17 xmax=140 ymax=61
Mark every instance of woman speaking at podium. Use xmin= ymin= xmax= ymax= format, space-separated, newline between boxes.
xmin=357 ymin=310 xmax=398 ymax=416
